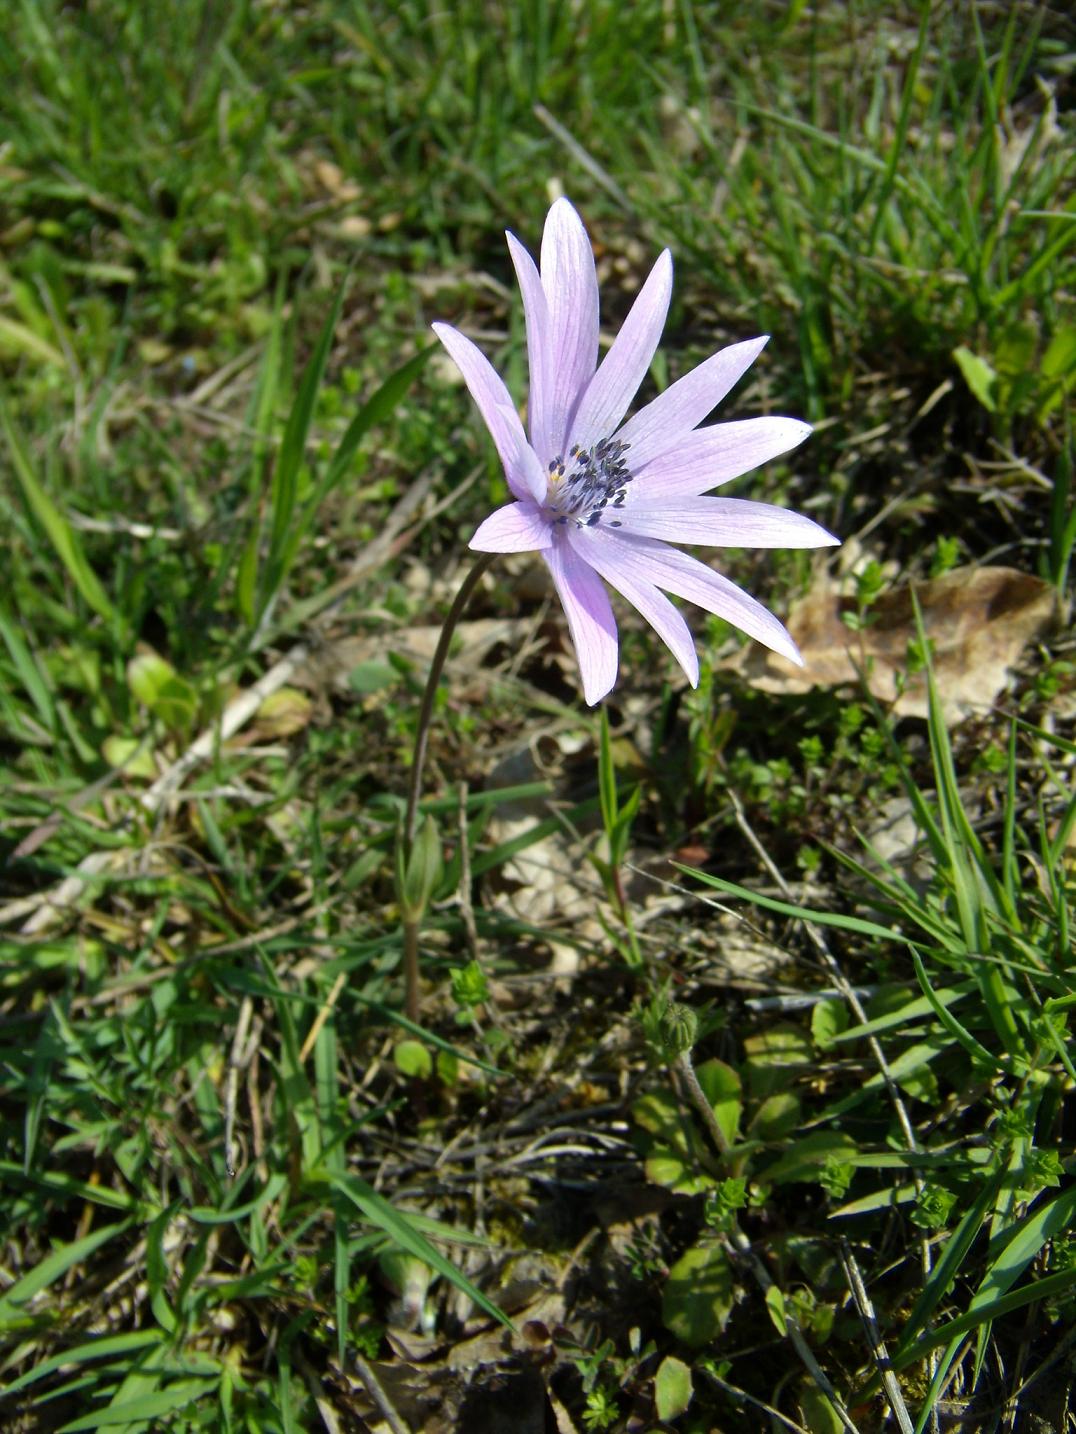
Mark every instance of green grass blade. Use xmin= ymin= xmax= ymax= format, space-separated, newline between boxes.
xmin=1046 ymin=438 xmax=1076 ymax=596
xmin=1001 ymin=721 xmax=1019 ymax=916
xmin=825 ymin=842 xmax=967 ymax=955
xmin=896 ymin=1166 xmax=1006 ymax=1354
xmin=56 ymin=1378 xmax=215 ymax=1431
xmin=975 ymin=1182 xmax=1076 ymax=1309
xmin=864 ymin=1 xmax=931 ymax=253
xmin=915 ymin=594 xmax=1023 ymax=1056
xmin=737 ymin=99 xmax=958 ymax=240
xmin=900 ymin=1265 xmax=1076 ymax=1363
xmin=2 ymin=1330 xmax=164 ymax=1397
xmin=255 ymin=274 xmax=349 ymax=625
xmin=909 ymin=948 xmax=1005 ymax=1073
xmin=904 ymin=1180 xmax=1076 ymax=1407
xmin=276 ymin=342 xmax=436 ymax=592
xmin=334 ymin=1202 xmax=350 ymax=1369
xmin=0 ymin=602 xmax=56 ymax=732
xmin=836 ymin=983 xmax=976 ymax=1043
xmin=1 ymin=400 xmax=119 ymax=628
xmin=188 ymin=1173 xmax=289 ymax=1225
xmin=0 ymin=1220 xmax=131 ymax=1327
xmin=675 ymin=864 xmax=906 ymax=943
xmin=318 ymin=342 xmax=434 ymax=501
xmin=329 ymin=1170 xmax=511 ymax=1331
xmin=258 ymin=953 xmax=322 ymax=1171
xmin=994 ymin=208 xmax=1076 ymax=308
xmin=0 ymin=1162 xmax=140 ymax=1213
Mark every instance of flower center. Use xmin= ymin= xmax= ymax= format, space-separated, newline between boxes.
xmin=544 ymin=437 xmax=634 ymax=529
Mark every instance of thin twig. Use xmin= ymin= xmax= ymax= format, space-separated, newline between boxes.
xmin=292 ymin=1344 xmax=345 ymax=1434
xmin=353 ymin=1353 xmax=410 ymax=1434
xmin=723 ymin=1225 xmax=860 ymax=1434
xmin=145 ymin=645 xmax=312 ymax=812
xmin=247 ymin=1039 xmax=265 ymax=1165
xmin=675 ymin=1047 xmax=859 ymax=1434
xmin=703 ymin=1370 xmax=813 ymax=1434
xmin=1002 ymin=1322 xmax=1076 ymax=1408
xmin=745 ymin=987 xmax=876 ymax=1012
xmin=723 ymin=785 xmax=939 ymax=1433
xmin=725 ymin=785 xmax=922 ymax=1163
xmin=224 ymin=995 xmax=255 ymax=1177
xmin=840 ymin=1239 xmax=914 ymax=1434
xmin=299 ymin=971 xmax=348 ymax=1063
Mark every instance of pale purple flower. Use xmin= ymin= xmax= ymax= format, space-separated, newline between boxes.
xmin=433 ymin=198 xmax=838 ymax=705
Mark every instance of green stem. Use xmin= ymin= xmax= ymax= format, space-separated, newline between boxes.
xmin=981 ymin=961 xmax=1024 ymax=1062
xmin=403 ymin=918 xmax=421 ymax=1025
xmin=402 ymin=551 xmax=496 ymax=1021
xmin=675 ymin=1049 xmax=732 ymax=1158
xmin=405 ymin=552 xmax=496 ymax=849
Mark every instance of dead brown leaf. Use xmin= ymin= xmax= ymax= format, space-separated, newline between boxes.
xmin=725 ymin=565 xmax=1057 ymax=724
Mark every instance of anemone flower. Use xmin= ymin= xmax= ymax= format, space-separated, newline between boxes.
xmin=433 ymin=198 xmax=838 ymax=705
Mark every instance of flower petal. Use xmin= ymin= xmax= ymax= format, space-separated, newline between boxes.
xmin=616 ymin=336 xmax=770 ymax=471
xmin=617 ymin=497 xmax=839 ymax=549
xmin=566 ymin=526 xmax=698 ymax=687
xmin=544 ymin=536 xmax=619 ymax=704
xmin=433 ymin=321 xmax=534 ymax=502
xmin=470 ymin=501 xmax=553 ymax=553
xmin=577 ymin=527 xmax=803 ymax=666
xmin=631 ymin=417 xmax=813 ymax=499
xmin=513 ymin=438 xmax=551 ymax=504
xmin=540 ymin=199 xmax=599 ymax=456
xmin=568 ymin=249 xmax=673 ymax=454
xmin=507 ymin=232 xmax=554 ymax=461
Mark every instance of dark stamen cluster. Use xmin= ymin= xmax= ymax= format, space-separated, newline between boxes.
xmin=546 ymin=436 xmax=633 ymax=529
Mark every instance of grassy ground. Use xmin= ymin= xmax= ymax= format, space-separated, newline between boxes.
xmin=1 ymin=1 xmax=1075 ymax=1430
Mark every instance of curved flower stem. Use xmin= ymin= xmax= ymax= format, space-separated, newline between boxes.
xmin=402 ymin=552 xmax=496 ymax=1021
xmin=674 ymin=1048 xmax=732 ymax=1158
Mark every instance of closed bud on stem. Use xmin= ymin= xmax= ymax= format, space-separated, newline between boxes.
xmin=396 ymin=813 xmax=443 ymax=924
xmin=659 ymin=1002 xmax=699 ymax=1056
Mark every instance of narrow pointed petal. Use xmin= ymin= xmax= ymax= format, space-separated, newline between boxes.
xmin=581 ymin=528 xmax=804 ymax=666
xmin=544 ymin=537 xmax=619 ymax=704
xmin=507 ymin=232 xmax=554 ymax=460
xmin=568 ymin=249 xmax=673 ymax=453
xmin=616 ymin=336 xmax=770 ymax=471
xmin=512 ymin=438 xmax=550 ymax=503
xmin=567 ymin=526 xmax=698 ymax=687
xmin=631 ymin=417 xmax=813 ymax=499
xmin=618 ymin=497 xmax=839 ymax=549
xmin=433 ymin=321 xmax=534 ymax=501
xmin=470 ymin=501 xmax=553 ymax=552
xmin=540 ymin=199 xmax=599 ymax=455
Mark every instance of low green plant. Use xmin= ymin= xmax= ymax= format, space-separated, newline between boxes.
xmin=1 ymin=1 xmax=1070 ymax=1428
xmin=672 ymin=622 xmax=1075 ymax=1427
